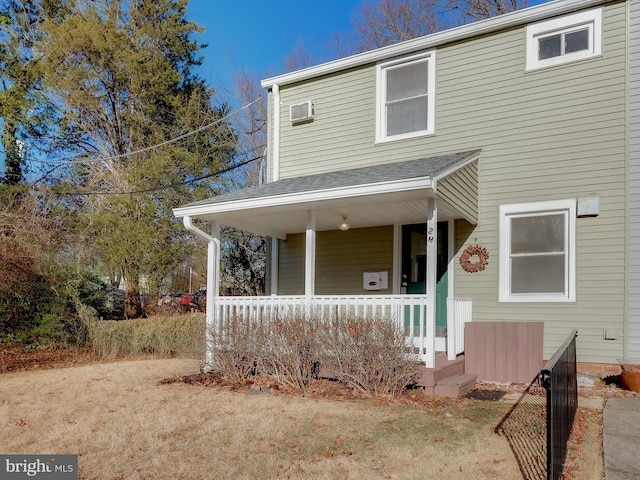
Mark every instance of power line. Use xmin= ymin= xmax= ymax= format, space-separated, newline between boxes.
xmin=1 ymin=97 xmax=262 ymax=166
xmin=28 ymin=143 xmax=265 ymax=186
xmin=63 ymin=154 xmax=264 ymax=196
xmin=87 ymin=98 xmax=261 ymax=164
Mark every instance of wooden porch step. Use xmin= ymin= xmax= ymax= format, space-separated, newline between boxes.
xmin=413 ymin=353 xmax=465 ymax=388
xmin=433 ymin=374 xmax=478 ymax=398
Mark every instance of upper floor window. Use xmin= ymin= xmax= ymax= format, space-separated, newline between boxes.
xmin=376 ymin=52 xmax=435 ymax=143
xmin=499 ymin=199 xmax=576 ymax=302
xmin=526 ymin=8 xmax=602 ymax=71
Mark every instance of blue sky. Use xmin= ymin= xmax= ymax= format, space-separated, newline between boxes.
xmin=185 ymin=0 xmax=551 ymax=98
xmin=185 ymin=0 xmax=364 ymax=95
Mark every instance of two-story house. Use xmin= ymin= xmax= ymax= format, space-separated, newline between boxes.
xmin=174 ymin=0 xmax=640 ymax=379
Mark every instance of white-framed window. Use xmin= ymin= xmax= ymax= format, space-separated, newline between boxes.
xmin=499 ymin=199 xmax=576 ymax=302
xmin=525 ymin=8 xmax=602 ymax=71
xmin=376 ymin=52 xmax=435 ymax=143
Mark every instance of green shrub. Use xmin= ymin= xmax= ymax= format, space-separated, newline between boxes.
xmin=0 ymin=261 xmax=119 ymax=344
xmin=31 ymin=314 xmax=71 ymax=343
xmin=0 ymin=279 xmax=71 ymax=344
xmin=0 ymin=290 xmax=32 ymax=334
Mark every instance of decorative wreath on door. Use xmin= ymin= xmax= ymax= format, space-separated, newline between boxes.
xmin=459 ymin=244 xmax=490 ymax=273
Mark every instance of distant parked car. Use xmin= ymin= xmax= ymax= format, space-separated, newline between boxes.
xmin=178 ymin=290 xmax=206 ymax=312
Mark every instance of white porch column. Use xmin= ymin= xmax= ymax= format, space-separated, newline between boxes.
xmin=211 ymin=222 xmax=221 ymax=299
xmin=305 ymin=211 xmax=316 ymax=301
xmin=206 ymin=221 xmax=220 ymax=368
xmin=447 ymin=220 xmax=457 ymax=361
xmin=425 ymin=199 xmax=437 ymax=368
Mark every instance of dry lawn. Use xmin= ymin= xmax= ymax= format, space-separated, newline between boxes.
xmin=0 ymin=358 xmax=604 ymax=480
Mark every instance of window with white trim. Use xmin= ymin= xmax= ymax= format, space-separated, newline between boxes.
xmin=376 ymin=52 xmax=435 ymax=142
xmin=499 ymin=199 xmax=576 ymax=302
xmin=525 ymin=8 xmax=602 ymax=71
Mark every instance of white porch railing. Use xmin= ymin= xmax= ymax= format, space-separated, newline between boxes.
xmin=447 ymin=297 xmax=472 ymax=360
xmin=210 ymin=295 xmax=471 ymax=367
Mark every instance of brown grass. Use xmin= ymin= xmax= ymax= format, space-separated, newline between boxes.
xmin=0 ymin=359 xmax=605 ymax=480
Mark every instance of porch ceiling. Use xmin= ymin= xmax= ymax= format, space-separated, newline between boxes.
xmin=173 ymin=150 xmax=480 ymax=239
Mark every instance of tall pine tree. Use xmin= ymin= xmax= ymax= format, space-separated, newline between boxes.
xmin=39 ymin=0 xmax=234 ymax=317
xmin=0 ymin=0 xmax=51 ymax=184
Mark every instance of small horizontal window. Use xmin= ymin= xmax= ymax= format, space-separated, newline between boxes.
xmin=526 ymin=8 xmax=601 ymax=71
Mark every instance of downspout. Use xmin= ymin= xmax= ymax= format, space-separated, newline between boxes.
xmin=182 ymin=216 xmax=220 ymax=370
xmin=272 ymin=84 xmax=280 ymax=181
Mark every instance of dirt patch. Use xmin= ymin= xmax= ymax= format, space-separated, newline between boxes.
xmin=0 ymin=344 xmax=102 ymax=373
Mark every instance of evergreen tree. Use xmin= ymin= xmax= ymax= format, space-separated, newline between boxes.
xmin=38 ymin=0 xmax=234 ymax=317
xmin=0 ymin=0 xmax=51 ymax=184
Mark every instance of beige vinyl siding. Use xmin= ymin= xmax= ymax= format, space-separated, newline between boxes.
xmin=273 ymin=4 xmax=626 ymax=177
xmin=277 ymin=68 xmax=377 ymax=179
xmin=277 ymin=232 xmax=305 ymax=295
xmin=437 ymin=161 xmax=478 ymax=224
xmin=271 ymin=1 xmax=627 ymax=363
xmin=278 ymin=226 xmax=394 ymax=295
xmin=450 ymin=3 xmax=625 ymax=364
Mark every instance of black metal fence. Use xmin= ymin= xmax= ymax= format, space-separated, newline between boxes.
xmin=539 ymin=330 xmax=578 ymax=480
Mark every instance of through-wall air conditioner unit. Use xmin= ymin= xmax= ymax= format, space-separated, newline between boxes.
xmin=289 ymin=100 xmax=315 ymax=124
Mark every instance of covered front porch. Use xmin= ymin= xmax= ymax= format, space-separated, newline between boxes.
xmin=173 ymin=150 xmax=480 ymax=369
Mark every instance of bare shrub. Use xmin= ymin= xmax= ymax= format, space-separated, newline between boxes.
xmin=0 ymin=186 xmax=64 ymax=339
xmin=212 ymin=315 xmax=264 ymax=379
xmin=211 ymin=313 xmax=415 ymax=396
xmin=319 ymin=316 xmax=417 ymax=396
xmin=85 ymin=312 xmax=416 ymax=396
xmin=212 ymin=315 xmax=321 ymax=388
xmin=259 ymin=317 xmax=321 ymax=390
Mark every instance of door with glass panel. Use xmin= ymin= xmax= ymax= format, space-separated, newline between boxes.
xmin=401 ymin=223 xmax=448 ymax=334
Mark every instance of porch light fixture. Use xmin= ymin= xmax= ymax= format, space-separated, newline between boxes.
xmin=338 ymin=215 xmax=350 ymax=231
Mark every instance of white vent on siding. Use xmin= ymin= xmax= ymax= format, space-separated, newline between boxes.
xmin=289 ymin=101 xmax=315 ymax=124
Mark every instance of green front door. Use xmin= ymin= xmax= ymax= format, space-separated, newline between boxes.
xmin=401 ymin=222 xmax=448 ymax=330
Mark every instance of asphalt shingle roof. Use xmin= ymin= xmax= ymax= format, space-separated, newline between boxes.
xmin=184 ymin=149 xmax=481 ymax=208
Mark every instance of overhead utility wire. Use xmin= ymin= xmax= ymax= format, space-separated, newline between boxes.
xmin=28 ymin=143 xmax=265 ymax=186
xmin=66 ymin=153 xmax=263 ymax=196
xmin=5 ymin=97 xmax=263 ymax=166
